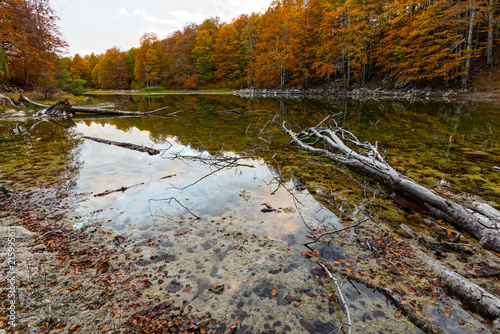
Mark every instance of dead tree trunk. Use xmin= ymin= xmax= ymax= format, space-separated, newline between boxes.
xmin=413 ymin=248 xmax=500 ymax=321
xmin=43 ymin=99 xmax=74 ymax=116
xmin=283 ymin=118 xmax=500 ymax=253
xmin=19 ymin=94 xmax=167 ymax=116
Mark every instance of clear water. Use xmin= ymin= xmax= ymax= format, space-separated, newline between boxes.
xmin=1 ymin=94 xmax=498 ymax=333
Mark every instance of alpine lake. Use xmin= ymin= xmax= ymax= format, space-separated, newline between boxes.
xmin=1 ymin=93 xmax=499 ymax=333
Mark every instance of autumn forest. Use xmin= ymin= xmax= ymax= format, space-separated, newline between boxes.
xmin=1 ymin=0 xmax=500 ymax=93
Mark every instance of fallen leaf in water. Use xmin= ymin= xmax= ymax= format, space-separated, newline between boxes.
xmin=271 ymin=289 xmax=278 ymax=296
xmin=394 ymin=310 xmax=402 ymax=318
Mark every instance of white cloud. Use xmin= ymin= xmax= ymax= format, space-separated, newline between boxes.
xmin=118 ymin=8 xmax=131 ymax=17
xmin=50 ymin=0 xmax=272 ymax=55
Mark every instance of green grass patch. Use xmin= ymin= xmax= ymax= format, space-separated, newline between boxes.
xmin=139 ymin=86 xmax=166 ymax=92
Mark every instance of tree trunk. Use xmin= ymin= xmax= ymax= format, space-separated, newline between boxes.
xmin=413 ymin=248 xmax=500 ymax=321
xmin=43 ymin=99 xmax=74 ymax=116
xmin=19 ymin=94 xmax=167 ymax=116
xmin=486 ymin=0 xmax=494 ymax=66
xmin=462 ymin=6 xmax=476 ymax=90
xmin=283 ymin=119 xmax=500 ymax=253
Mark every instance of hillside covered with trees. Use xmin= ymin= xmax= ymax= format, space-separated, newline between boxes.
xmin=1 ymin=0 xmax=500 ymax=93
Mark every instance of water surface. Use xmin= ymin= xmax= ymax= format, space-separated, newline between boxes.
xmin=1 ymin=94 xmax=498 ymax=333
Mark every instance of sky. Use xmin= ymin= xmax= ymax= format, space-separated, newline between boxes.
xmin=49 ymin=0 xmax=272 ymax=56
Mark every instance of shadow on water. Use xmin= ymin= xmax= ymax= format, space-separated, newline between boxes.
xmin=1 ymin=94 xmax=499 ymax=333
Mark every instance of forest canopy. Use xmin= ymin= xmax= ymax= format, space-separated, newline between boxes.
xmin=1 ymin=0 xmax=499 ymax=91
xmin=0 ymin=0 xmax=67 ymax=89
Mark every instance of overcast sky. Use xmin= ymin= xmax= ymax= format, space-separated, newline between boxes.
xmin=49 ymin=0 xmax=272 ymax=56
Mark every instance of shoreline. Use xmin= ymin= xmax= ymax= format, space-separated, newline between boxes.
xmin=233 ymin=87 xmax=500 ymax=101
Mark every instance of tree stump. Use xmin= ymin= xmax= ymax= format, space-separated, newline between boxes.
xmin=44 ymin=99 xmax=75 ymax=117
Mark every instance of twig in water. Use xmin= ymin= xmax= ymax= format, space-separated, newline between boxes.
xmin=318 ymin=262 xmax=352 ymax=334
xmin=149 ymin=197 xmax=200 ymax=220
xmin=305 ymin=218 xmax=370 ymax=248
xmin=94 ymin=183 xmax=145 ymax=197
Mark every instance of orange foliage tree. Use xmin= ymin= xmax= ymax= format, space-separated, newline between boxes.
xmin=0 ymin=0 xmax=66 ymax=88
xmin=162 ymin=23 xmax=198 ymax=89
xmin=70 ymin=54 xmax=92 ymax=82
xmin=212 ymin=21 xmax=246 ymax=87
xmin=135 ymin=33 xmax=163 ymax=88
xmin=72 ymin=0 xmax=499 ymax=90
xmin=94 ymin=48 xmax=130 ymax=89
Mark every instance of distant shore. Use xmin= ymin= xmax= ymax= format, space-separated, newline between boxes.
xmin=233 ymin=87 xmax=500 ymax=101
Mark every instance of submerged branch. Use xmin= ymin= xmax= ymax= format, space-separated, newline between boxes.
xmin=317 ymin=262 xmax=352 ymax=334
xmin=305 ymin=218 xmax=370 ymax=249
xmin=83 ymin=136 xmax=161 ymax=155
xmin=94 ymin=183 xmax=145 ymax=197
xmin=148 ymin=197 xmax=200 ymax=220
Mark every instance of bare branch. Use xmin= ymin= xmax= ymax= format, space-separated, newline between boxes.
xmin=148 ymin=197 xmax=200 ymax=220
xmin=318 ymin=262 xmax=352 ymax=334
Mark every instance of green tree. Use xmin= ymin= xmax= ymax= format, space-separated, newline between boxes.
xmin=0 ymin=48 xmax=7 ymax=81
xmin=125 ymin=48 xmax=136 ymax=85
xmin=193 ymin=17 xmax=221 ymax=85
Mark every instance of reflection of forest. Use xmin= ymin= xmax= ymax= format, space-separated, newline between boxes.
xmin=87 ymin=95 xmax=500 ymax=201
xmin=0 ymin=119 xmax=83 ymax=187
xmin=2 ymin=95 xmax=499 ymax=201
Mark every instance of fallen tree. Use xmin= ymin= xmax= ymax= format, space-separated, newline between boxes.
xmin=1 ymin=94 xmax=24 ymax=108
xmin=412 ymin=248 xmax=500 ymax=321
xmin=19 ymin=94 xmax=168 ymax=116
xmin=283 ymin=117 xmax=500 ymax=253
xmin=83 ymin=136 xmax=161 ymax=155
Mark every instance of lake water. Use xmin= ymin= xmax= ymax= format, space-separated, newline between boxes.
xmin=1 ymin=94 xmax=499 ymax=333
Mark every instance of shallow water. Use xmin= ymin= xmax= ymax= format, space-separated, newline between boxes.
xmin=1 ymin=94 xmax=499 ymax=333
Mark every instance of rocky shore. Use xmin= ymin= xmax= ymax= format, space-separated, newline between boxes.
xmin=234 ymin=86 xmax=500 ymax=100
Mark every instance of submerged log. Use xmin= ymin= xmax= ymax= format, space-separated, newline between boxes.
xmin=283 ymin=118 xmax=500 ymax=253
xmin=19 ymin=94 xmax=167 ymax=116
xmin=413 ymin=248 xmax=500 ymax=321
xmin=83 ymin=136 xmax=160 ymax=155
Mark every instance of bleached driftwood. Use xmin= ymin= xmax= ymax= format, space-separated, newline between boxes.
xmin=19 ymin=94 xmax=168 ymax=117
xmin=283 ymin=117 xmax=500 ymax=253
